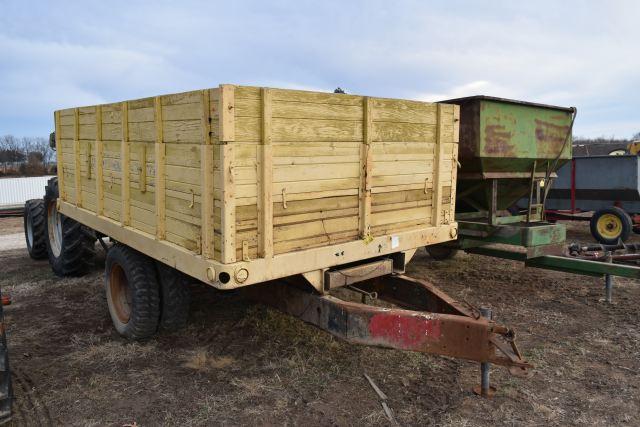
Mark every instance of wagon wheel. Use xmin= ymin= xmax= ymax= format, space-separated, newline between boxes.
xmin=105 ymin=244 xmax=160 ymax=340
xmin=590 ymin=207 xmax=632 ymax=245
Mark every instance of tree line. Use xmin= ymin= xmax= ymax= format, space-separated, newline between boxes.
xmin=0 ymin=135 xmax=55 ymax=176
xmin=574 ymin=132 xmax=640 ymax=146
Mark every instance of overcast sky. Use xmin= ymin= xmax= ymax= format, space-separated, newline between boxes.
xmin=1 ymin=0 xmax=638 ymax=138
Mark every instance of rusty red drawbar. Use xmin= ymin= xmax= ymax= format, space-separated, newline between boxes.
xmin=246 ymin=273 xmax=531 ymax=390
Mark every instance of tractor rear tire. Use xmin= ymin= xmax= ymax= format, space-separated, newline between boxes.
xmin=44 ymin=178 xmax=96 ymax=277
xmin=24 ymin=199 xmax=47 ymax=260
xmin=105 ymin=245 xmax=161 ymax=340
xmin=590 ymin=207 xmax=632 ymax=245
xmin=156 ymin=262 xmax=192 ymax=331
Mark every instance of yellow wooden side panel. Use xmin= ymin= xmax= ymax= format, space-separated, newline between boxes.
xmin=55 ymin=85 xmax=457 ymax=265
xmin=232 ymin=87 xmax=363 ymax=257
xmin=369 ymin=100 xmax=458 ymax=236
xmin=56 ymin=88 xmax=220 ymax=256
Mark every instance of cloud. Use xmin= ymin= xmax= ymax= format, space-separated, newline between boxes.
xmin=0 ymin=1 xmax=638 ymax=138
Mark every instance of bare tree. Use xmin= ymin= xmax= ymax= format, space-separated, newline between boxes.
xmin=0 ymin=134 xmax=54 ymax=175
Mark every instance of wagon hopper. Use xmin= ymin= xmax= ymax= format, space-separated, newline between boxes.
xmin=426 ymin=96 xmax=640 ymax=296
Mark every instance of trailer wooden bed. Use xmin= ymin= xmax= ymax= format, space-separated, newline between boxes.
xmin=54 ymin=85 xmax=460 ymax=291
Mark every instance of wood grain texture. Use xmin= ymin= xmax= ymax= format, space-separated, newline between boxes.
xmin=121 ymin=102 xmax=131 ymax=225
xmin=54 ymin=84 xmax=459 ymax=276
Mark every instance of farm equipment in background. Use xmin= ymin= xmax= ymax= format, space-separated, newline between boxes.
xmin=545 ymin=155 xmax=640 ymax=244
xmin=427 ymin=96 xmax=640 ymax=301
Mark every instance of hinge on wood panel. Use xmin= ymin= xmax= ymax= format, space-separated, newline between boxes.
xmin=189 ymin=189 xmax=195 ymax=209
xmin=282 ymin=188 xmax=288 ymax=209
xmin=424 ymin=177 xmax=431 ymax=194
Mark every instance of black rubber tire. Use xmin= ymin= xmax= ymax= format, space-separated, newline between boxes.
xmin=155 ymin=262 xmax=192 ymax=331
xmin=44 ymin=178 xmax=96 ymax=277
xmin=425 ymin=244 xmax=459 ymax=260
xmin=23 ymin=199 xmax=47 ymax=260
xmin=105 ymin=245 xmax=161 ymax=340
xmin=590 ymin=207 xmax=632 ymax=245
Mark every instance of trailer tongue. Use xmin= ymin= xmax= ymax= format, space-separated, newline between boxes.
xmin=247 ymin=271 xmax=531 ymax=396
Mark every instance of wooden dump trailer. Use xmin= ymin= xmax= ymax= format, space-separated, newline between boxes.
xmin=54 ymin=85 xmax=460 ymax=290
xmin=22 ymin=84 xmax=529 ymax=393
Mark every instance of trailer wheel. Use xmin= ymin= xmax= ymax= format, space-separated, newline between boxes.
xmin=23 ymin=199 xmax=47 ymax=260
xmin=425 ymin=243 xmax=459 ymax=260
xmin=44 ymin=178 xmax=96 ymax=277
xmin=155 ymin=262 xmax=192 ymax=331
xmin=590 ymin=207 xmax=632 ymax=244
xmin=105 ymin=245 xmax=160 ymax=339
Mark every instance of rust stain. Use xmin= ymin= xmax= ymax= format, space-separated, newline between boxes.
xmin=535 ymin=119 xmax=570 ymax=146
xmin=484 ymin=124 xmax=515 ymax=155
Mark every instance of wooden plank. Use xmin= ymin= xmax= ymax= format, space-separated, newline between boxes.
xmin=359 ymin=97 xmax=372 ymax=238
xmin=139 ymin=144 xmax=147 ymax=193
xmin=219 ymin=85 xmax=236 ymax=263
xmin=200 ymin=90 xmax=215 ymax=259
xmin=73 ymin=108 xmax=82 ymax=207
xmin=219 ymin=84 xmax=235 ymax=142
xmin=371 ymin=98 xmax=437 ymax=124
xmin=95 ymin=105 xmax=104 ymax=215
xmin=121 ymin=102 xmax=131 ymax=226
xmin=54 ymin=111 xmax=66 ymax=200
xmin=431 ymin=104 xmax=444 ymax=227
xmin=220 ymin=144 xmax=235 ymax=263
xmin=258 ymin=88 xmax=273 ymax=258
xmin=155 ymin=96 xmax=166 ymax=239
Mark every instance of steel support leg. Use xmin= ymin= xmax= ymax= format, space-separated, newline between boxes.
xmin=474 ymin=307 xmax=496 ymax=397
xmin=605 ymin=274 xmax=613 ymax=303
xmin=605 ymin=253 xmax=613 ymax=304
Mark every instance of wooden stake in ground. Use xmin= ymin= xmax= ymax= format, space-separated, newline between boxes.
xmin=364 ymin=373 xmax=398 ymax=425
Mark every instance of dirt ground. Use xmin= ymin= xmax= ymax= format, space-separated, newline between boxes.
xmin=0 ymin=217 xmax=638 ymax=426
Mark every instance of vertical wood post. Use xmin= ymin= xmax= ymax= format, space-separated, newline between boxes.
xmin=431 ymin=104 xmax=445 ymax=226
xmin=73 ymin=108 xmax=82 ymax=207
xmin=219 ymin=84 xmax=236 ymax=263
xmin=54 ymin=111 xmax=66 ymax=201
xmin=359 ymin=97 xmax=373 ymax=239
xmin=121 ymin=101 xmax=131 ymax=226
xmin=154 ymin=96 xmax=166 ymax=239
xmin=139 ymin=145 xmax=147 ymax=193
xmin=95 ymin=105 xmax=104 ymax=215
xmin=258 ymin=87 xmax=273 ymax=258
xmin=200 ymin=90 xmax=215 ymax=259
xmin=449 ymin=105 xmax=460 ymax=219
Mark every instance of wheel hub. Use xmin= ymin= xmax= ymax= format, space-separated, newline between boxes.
xmin=597 ymin=213 xmax=622 ymax=239
xmin=109 ymin=263 xmax=132 ymax=324
xmin=47 ymin=201 xmax=63 ymax=257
